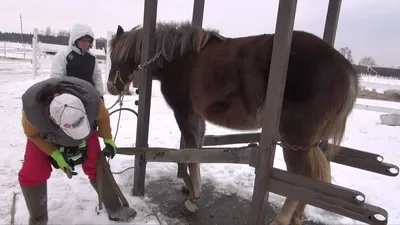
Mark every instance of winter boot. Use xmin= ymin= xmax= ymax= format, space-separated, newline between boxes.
xmin=20 ymin=182 xmax=48 ymax=225
xmin=90 ymin=175 xmax=137 ymax=221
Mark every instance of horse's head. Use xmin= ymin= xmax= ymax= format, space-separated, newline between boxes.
xmin=107 ymin=22 xmax=226 ymax=95
xmin=107 ymin=25 xmax=141 ymax=95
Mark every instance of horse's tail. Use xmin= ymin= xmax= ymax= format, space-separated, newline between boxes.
xmin=308 ymin=60 xmax=359 ymax=184
xmin=323 ymin=65 xmax=358 ymax=159
xmin=290 ymin=58 xmax=359 ymax=224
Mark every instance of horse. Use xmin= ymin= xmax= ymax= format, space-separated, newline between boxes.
xmin=106 ymin=21 xmax=359 ymax=225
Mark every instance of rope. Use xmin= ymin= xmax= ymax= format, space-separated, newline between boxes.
xmin=112 ymin=94 xmax=124 ymax=142
xmin=106 ymin=94 xmax=136 ymax=175
xmin=106 ymin=94 xmax=123 ymax=111
xmin=111 ymin=166 xmax=135 ymax=174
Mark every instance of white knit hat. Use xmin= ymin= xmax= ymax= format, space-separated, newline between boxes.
xmin=49 ymin=93 xmax=91 ymax=140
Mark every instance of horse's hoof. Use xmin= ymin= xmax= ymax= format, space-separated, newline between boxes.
xmin=269 ymin=220 xmax=282 ymax=225
xmin=184 ymin=199 xmax=198 ymax=213
xmin=290 ymin=218 xmax=302 ymax=225
xmin=193 ymin=189 xmax=202 ymax=199
xmin=181 ymin=186 xmax=190 ymax=195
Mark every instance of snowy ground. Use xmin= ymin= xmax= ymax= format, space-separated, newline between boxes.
xmin=0 ymin=56 xmax=399 ymax=225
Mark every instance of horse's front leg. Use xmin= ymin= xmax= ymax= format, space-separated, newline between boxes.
xmin=174 ymin=109 xmax=206 ymax=213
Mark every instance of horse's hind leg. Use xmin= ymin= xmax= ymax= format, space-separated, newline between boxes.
xmin=177 ymin=164 xmax=189 ymax=193
xmin=271 ymin=141 xmax=331 ymax=225
xmin=174 ymin=110 xmax=206 ymax=212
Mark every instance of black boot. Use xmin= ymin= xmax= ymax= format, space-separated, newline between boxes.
xmin=20 ymin=182 xmax=48 ymax=225
xmin=90 ymin=175 xmax=137 ymax=221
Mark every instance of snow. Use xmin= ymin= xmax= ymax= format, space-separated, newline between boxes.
xmin=0 ymin=56 xmax=399 ymax=225
xmin=359 ymin=74 xmax=400 ymax=94
xmin=360 ymin=74 xmax=400 ymax=86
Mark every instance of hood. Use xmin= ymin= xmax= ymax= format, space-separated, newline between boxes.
xmin=69 ymin=23 xmax=95 ymax=54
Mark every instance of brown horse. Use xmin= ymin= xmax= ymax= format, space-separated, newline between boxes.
xmin=107 ymin=21 xmax=359 ymax=225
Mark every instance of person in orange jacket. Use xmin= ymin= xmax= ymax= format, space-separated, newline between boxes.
xmin=18 ymin=76 xmax=137 ymax=225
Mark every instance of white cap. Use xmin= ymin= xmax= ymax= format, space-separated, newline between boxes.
xmin=49 ymin=93 xmax=91 ymax=140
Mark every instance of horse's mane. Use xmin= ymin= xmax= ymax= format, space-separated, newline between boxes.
xmin=108 ymin=21 xmax=221 ymax=64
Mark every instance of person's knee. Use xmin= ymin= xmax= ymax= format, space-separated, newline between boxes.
xmin=18 ymin=161 xmax=52 ymax=186
xmin=82 ymin=134 xmax=101 ymax=179
xmin=82 ymin=152 xmax=101 ymax=180
xmin=19 ymin=140 xmax=52 ymax=186
xmin=82 ymin=164 xmax=97 ymax=180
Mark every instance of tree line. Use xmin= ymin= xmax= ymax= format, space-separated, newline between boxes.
xmin=0 ymin=26 xmax=107 ymax=51
xmin=338 ymin=46 xmax=400 ymax=78
xmin=339 ymin=46 xmax=378 ymax=67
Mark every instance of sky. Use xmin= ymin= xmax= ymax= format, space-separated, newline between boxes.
xmin=0 ymin=0 xmax=399 ymax=67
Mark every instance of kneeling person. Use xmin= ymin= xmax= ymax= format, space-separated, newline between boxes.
xmin=18 ymin=76 xmax=137 ymax=225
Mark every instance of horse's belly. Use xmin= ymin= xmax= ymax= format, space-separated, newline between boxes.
xmin=194 ymin=98 xmax=261 ymax=131
xmin=189 ymin=67 xmax=262 ymax=130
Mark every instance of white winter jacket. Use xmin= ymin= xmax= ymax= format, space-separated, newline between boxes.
xmin=50 ymin=23 xmax=105 ymax=96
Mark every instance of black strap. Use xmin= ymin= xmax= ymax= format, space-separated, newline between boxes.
xmin=96 ymin=151 xmax=129 ymax=211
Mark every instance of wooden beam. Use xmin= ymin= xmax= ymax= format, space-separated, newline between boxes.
xmin=270 ymin=169 xmax=365 ymax=204
xmin=192 ymin=0 xmax=205 ymax=27
xmin=117 ymin=145 xmax=257 ymax=163
xmin=117 ymin=142 xmax=399 ymax=177
xmin=132 ymin=0 xmax=158 ymax=196
xmin=248 ymin=0 xmax=298 ymax=224
xmin=269 ymin=169 xmax=389 ymax=225
xmin=177 ymin=0 xmax=207 ymax=179
xmin=332 ymin=146 xmax=399 ymax=177
xmin=203 ymin=133 xmax=399 ymax=177
xmin=323 ymin=0 xmax=342 ymax=45
xmin=204 ymin=132 xmax=259 ymax=146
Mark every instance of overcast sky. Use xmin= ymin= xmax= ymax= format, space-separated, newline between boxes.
xmin=1 ymin=0 xmax=399 ymax=67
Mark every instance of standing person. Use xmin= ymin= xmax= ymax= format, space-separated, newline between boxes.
xmin=18 ymin=76 xmax=137 ymax=225
xmin=50 ymin=23 xmax=105 ymax=98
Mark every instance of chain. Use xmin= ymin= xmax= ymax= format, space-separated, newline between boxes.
xmin=137 ymin=50 xmax=165 ymax=71
xmin=275 ymin=141 xmax=320 ymax=151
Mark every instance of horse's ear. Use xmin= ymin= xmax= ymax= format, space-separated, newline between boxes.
xmin=198 ymin=31 xmax=210 ymax=51
xmin=116 ymin=25 xmax=124 ymax=38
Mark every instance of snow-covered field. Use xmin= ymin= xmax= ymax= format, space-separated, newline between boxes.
xmin=0 ymin=54 xmax=399 ymax=225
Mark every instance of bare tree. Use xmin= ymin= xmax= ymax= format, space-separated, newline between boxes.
xmin=45 ymin=26 xmax=53 ymax=36
xmin=339 ymin=47 xmax=354 ymax=64
xmin=358 ymin=56 xmax=377 ymax=66
xmin=57 ymin=30 xmax=70 ymax=37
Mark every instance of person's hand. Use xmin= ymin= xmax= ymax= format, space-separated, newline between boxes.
xmin=103 ymin=139 xmax=117 ymax=159
xmin=50 ymin=148 xmax=76 ymax=176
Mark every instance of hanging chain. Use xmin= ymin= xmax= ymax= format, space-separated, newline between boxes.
xmin=137 ymin=50 xmax=167 ymax=71
xmin=274 ymin=141 xmax=321 ymax=151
